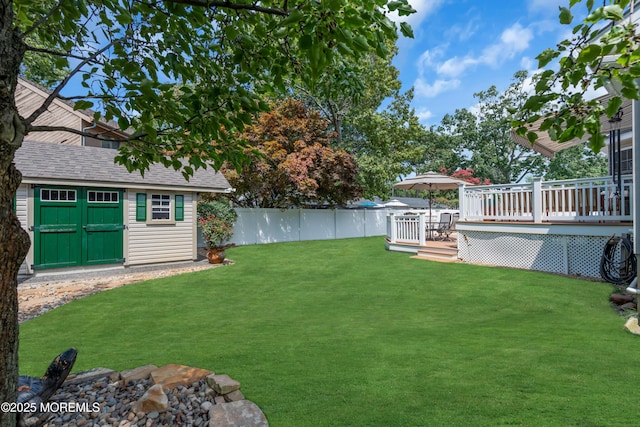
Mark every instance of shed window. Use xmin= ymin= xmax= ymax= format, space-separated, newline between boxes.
xmin=40 ymin=189 xmax=76 ymax=202
xmin=88 ymin=191 xmax=119 ymax=203
xmin=151 ymin=194 xmax=171 ymax=220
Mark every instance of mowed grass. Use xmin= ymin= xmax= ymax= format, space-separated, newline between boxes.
xmin=19 ymin=237 xmax=640 ymax=426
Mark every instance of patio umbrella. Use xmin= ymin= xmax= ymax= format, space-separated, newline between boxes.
xmin=383 ymin=199 xmax=409 ymax=207
xmin=393 ymin=171 xmax=468 ymax=235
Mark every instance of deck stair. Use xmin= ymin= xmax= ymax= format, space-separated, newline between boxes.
xmin=412 ymin=243 xmax=459 ymax=263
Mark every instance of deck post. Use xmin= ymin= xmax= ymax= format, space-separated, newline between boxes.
xmin=419 ymin=213 xmax=426 ymax=247
xmin=633 ymin=98 xmax=640 ymax=255
xmin=458 ymin=184 xmax=466 ymax=220
xmin=532 ymin=177 xmax=543 ymax=223
xmin=388 ymin=212 xmax=396 ymax=243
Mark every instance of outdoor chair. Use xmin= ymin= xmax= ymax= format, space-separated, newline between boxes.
xmin=440 ymin=213 xmax=459 ymax=241
xmin=434 ymin=212 xmax=452 ymax=241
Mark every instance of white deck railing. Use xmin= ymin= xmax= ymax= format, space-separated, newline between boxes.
xmin=386 ymin=210 xmax=458 ymax=247
xmin=462 ymin=175 xmax=633 ymax=222
xmin=387 ymin=175 xmax=633 ymax=246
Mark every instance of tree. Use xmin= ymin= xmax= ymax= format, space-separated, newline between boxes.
xmin=222 ymin=99 xmax=361 ymax=208
xmin=343 ymin=89 xmax=429 ymax=199
xmin=1 ymin=1 xmax=415 ymax=423
xmin=297 ymin=43 xmax=403 ymax=145
xmin=292 ymin=43 xmax=428 ymax=200
xmin=450 ymin=168 xmax=491 ymax=185
xmin=436 ymin=71 xmax=547 ymax=184
xmin=544 ymin=144 xmax=608 ymax=180
xmin=514 ymin=0 xmax=639 ymax=153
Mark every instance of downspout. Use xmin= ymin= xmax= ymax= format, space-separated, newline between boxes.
xmin=81 ymin=121 xmax=98 ymax=146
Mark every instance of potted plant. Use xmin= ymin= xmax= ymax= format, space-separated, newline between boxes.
xmin=197 ymin=200 xmax=238 ymax=264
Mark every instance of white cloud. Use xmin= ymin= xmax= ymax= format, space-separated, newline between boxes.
xmin=416 ymin=108 xmax=434 ymax=124
xmin=501 ymin=23 xmax=533 ymax=53
xmin=414 ymin=78 xmax=460 ymax=98
xmin=437 ymin=56 xmax=478 ymax=78
xmin=388 ymin=0 xmax=446 ymax=28
xmin=433 ymin=23 xmax=533 ymax=78
xmin=520 ymin=56 xmax=535 ymax=71
xmin=480 ymin=23 xmax=533 ymax=67
xmin=417 ymin=47 xmax=446 ymax=75
xmin=527 ymin=0 xmax=566 ymax=16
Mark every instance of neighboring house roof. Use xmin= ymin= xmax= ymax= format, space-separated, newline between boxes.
xmin=511 ymin=93 xmax=632 ymax=158
xmin=16 ymin=78 xmax=128 ymax=145
xmin=386 ymin=197 xmax=431 ymax=209
xmin=15 ymin=141 xmax=231 ymax=193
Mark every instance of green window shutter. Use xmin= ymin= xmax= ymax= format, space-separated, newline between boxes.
xmin=136 ymin=193 xmax=147 ymax=221
xmin=175 ymin=195 xmax=184 ymax=221
xmin=13 ymin=194 xmax=16 ymax=213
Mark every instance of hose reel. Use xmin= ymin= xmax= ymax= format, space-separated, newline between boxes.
xmin=600 ymin=234 xmax=637 ymax=286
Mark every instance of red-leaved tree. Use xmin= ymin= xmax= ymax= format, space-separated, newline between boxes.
xmin=449 ymin=167 xmax=491 ymax=185
xmin=223 ymin=99 xmax=361 ymax=208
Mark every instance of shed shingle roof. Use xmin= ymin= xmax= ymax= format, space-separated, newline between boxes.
xmin=15 ymin=141 xmax=231 ymax=192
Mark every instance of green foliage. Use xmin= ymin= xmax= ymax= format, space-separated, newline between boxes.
xmin=20 ymin=37 xmax=69 ymax=89
xmin=291 ymin=41 xmax=428 ymax=199
xmin=196 ymin=200 xmax=237 ymax=249
xmin=515 ymin=0 xmax=640 ymax=153
xmin=222 ymin=99 xmax=361 ymax=208
xmin=11 ymin=0 xmax=415 ymax=176
xmin=19 ymin=238 xmax=640 ymax=426
xmin=434 ymin=71 xmax=547 ymax=184
xmin=343 ymin=89 xmax=429 ymax=199
xmin=544 ymin=144 xmax=609 ymax=180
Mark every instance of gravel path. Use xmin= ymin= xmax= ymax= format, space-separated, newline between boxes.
xmin=18 ymin=254 xmax=231 ymax=323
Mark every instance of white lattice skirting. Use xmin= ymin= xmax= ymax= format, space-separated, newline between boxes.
xmin=457 ymin=231 xmax=618 ymax=279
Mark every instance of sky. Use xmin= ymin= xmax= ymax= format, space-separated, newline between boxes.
xmin=391 ymin=0 xmax=578 ymax=127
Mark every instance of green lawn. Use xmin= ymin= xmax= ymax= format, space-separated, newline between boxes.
xmin=19 ymin=237 xmax=640 ymax=426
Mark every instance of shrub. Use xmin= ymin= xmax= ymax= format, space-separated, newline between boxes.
xmin=197 ymin=200 xmax=238 ymax=249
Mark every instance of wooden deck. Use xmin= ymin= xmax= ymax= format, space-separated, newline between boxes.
xmin=385 ymin=234 xmax=460 ymax=262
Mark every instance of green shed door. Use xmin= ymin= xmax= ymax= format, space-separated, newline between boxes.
xmin=34 ymin=187 xmax=82 ymax=269
xmin=33 ymin=187 xmax=124 ymax=270
xmin=83 ymin=189 xmax=124 ymax=265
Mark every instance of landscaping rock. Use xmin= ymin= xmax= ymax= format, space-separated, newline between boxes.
xmin=624 ymin=317 xmax=640 ymax=335
xmin=133 ymin=384 xmax=168 ymax=413
xmin=209 ymin=400 xmax=268 ymax=427
xmin=224 ymin=389 xmax=245 ymax=402
xmin=64 ymin=367 xmax=118 ymax=385
xmin=207 ymin=374 xmax=240 ymax=394
xmin=151 ymin=364 xmax=214 ymax=389
xmin=620 ymin=302 xmax=637 ymax=311
xmin=610 ymin=293 xmax=635 ymax=304
xmin=121 ymin=365 xmax=157 ymax=383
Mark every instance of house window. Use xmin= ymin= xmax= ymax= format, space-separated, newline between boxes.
xmin=101 ymin=140 xmax=120 ymax=149
xmin=620 ymin=148 xmax=632 ymax=175
xmin=40 ymin=188 xmax=76 ymax=202
xmin=151 ymin=194 xmax=171 ymax=220
xmin=88 ymin=190 xmax=119 ymax=203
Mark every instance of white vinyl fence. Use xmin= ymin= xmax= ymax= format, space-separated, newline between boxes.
xmin=198 ymin=208 xmax=391 ymax=247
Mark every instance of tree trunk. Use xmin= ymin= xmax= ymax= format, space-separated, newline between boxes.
xmin=0 ymin=164 xmax=30 ymax=427
xmin=0 ymin=1 xmax=30 ymax=425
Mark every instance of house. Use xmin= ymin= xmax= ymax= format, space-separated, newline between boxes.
xmin=15 ymin=141 xmax=232 ymax=276
xmin=16 ymin=77 xmax=128 ymax=149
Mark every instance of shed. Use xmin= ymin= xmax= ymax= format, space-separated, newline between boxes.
xmin=14 ymin=141 xmax=232 ymax=275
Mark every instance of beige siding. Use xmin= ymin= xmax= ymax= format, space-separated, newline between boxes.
xmin=126 ymin=191 xmax=196 ymax=265
xmin=16 ymin=81 xmax=84 ymax=145
xmin=16 ymin=185 xmax=31 ymax=275
xmin=16 ymin=79 xmax=123 ymax=147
